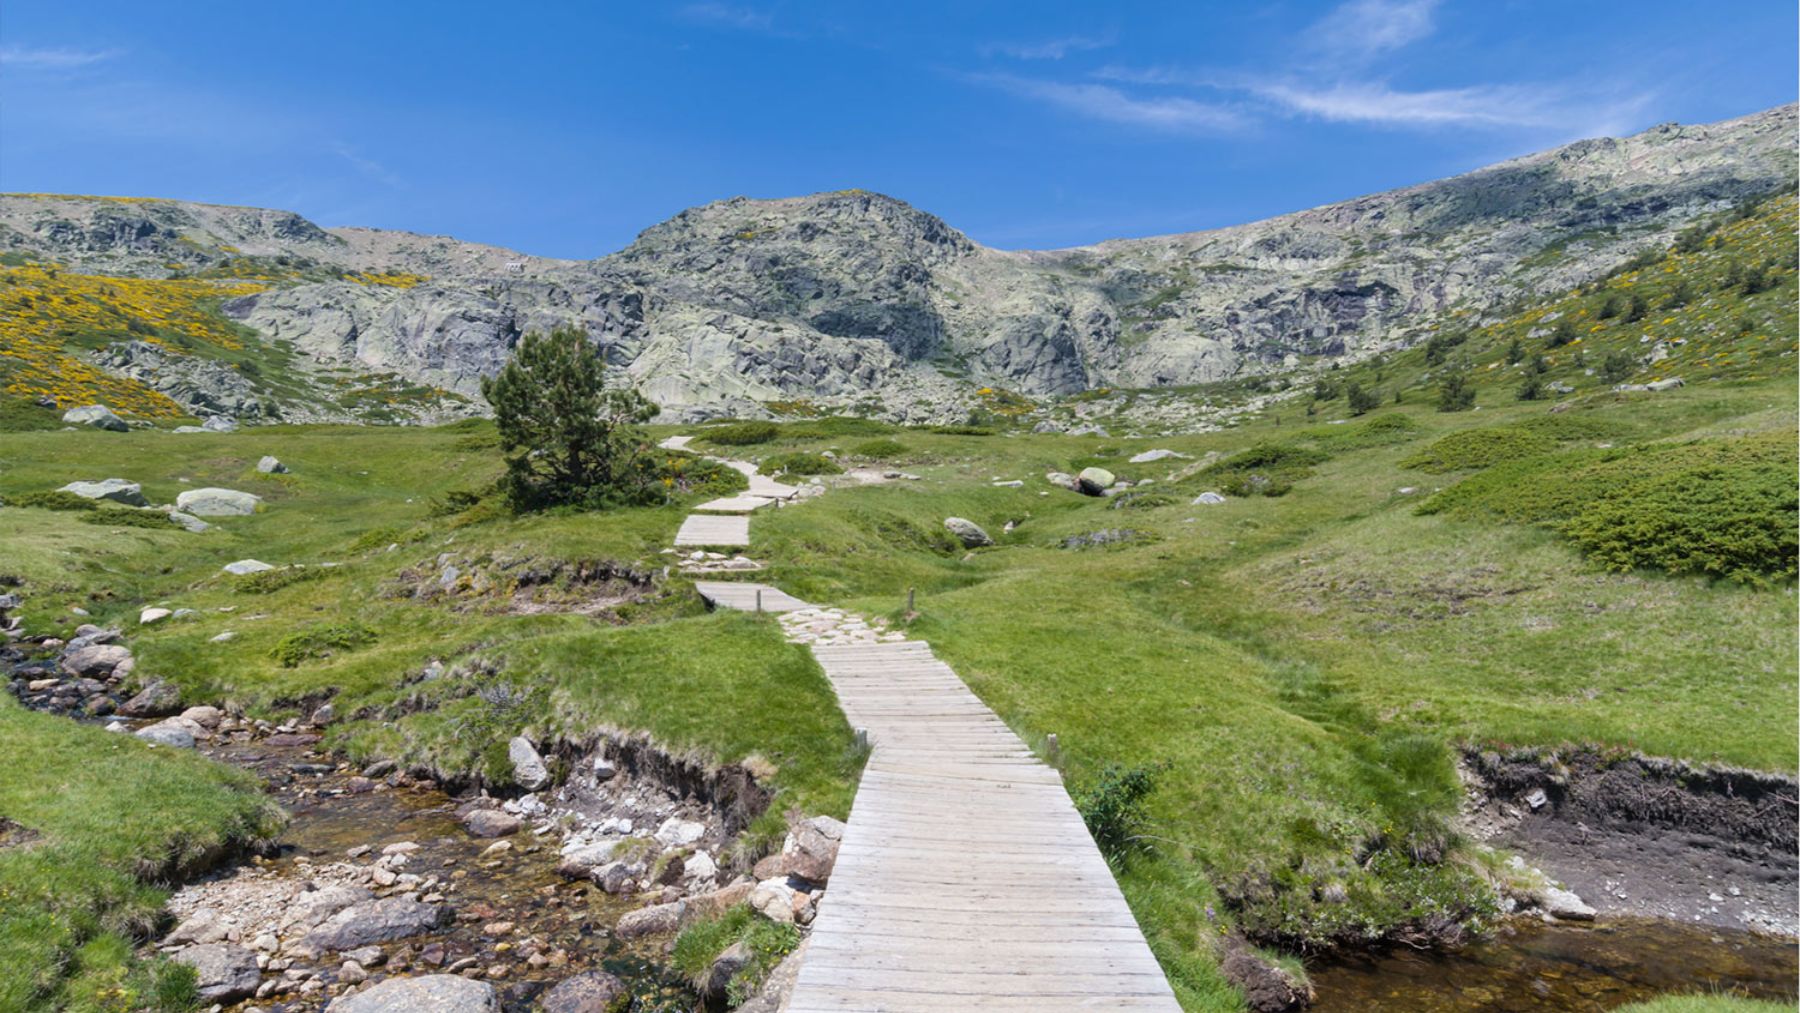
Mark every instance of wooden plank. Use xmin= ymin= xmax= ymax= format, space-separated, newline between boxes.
xmin=693 ymin=580 xmax=810 ymax=613
xmin=695 ymin=495 xmax=776 ymax=513
xmin=674 ymin=514 xmax=749 ymax=547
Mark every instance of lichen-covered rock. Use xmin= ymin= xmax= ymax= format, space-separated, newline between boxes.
xmin=62 ymin=405 xmax=128 ymax=431
xmin=327 ymin=974 xmax=497 ymax=1013
xmin=59 ymin=478 xmax=147 ymax=506
xmin=176 ymin=488 xmax=261 ymax=516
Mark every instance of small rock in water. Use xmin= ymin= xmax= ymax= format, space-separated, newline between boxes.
xmin=1541 ymin=886 xmax=1596 ymax=921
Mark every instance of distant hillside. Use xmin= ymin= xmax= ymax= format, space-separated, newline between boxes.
xmin=0 ymin=104 xmax=1793 ymax=426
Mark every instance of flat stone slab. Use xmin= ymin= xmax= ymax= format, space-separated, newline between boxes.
xmin=675 ymin=514 xmax=750 ymax=547
xmin=693 ymin=581 xmax=810 ymax=613
xmin=696 ymin=495 xmax=776 ymax=513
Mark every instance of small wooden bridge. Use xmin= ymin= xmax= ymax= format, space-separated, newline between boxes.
xmin=670 ymin=442 xmax=1182 ymax=1010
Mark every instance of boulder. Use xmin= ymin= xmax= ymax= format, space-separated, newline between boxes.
xmin=655 ymin=817 xmax=705 ymax=848
xmin=1541 ymin=886 xmax=1596 ymax=921
xmin=280 ymin=885 xmax=376 ymax=934
xmin=705 ymin=941 xmax=754 ymax=1000
xmin=1128 ymin=449 xmax=1186 ymax=464
xmin=1044 ymin=471 xmax=1076 ymax=489
xmin=1647 ymin=377 xmax=1685 ymax=391
xmin=60 ymin=643 xmax=132 ymax=678
xmin=539 ymin=970 xmax=629 ymax=1013
xmin=942 ymin=517 xmax=993 ymax=548
xmin=462 ymin=809 xmax=521 ymax=838
xmin=556 ymin=841 xmax=623 ymax=880
xmin=180 ymin=705 xmax=223 ymax=729
xmin=256 ymin=455 xmax=288 ymax=474
xmin=176 ymin=488 xmax=261 ymax=516
xmin=173 ymin=942 xmax=261 ymax=1003
xmin=303 ymin=897 xmax=451 ymax=951
xmin=135 ymin=720 xmax=196 ymax=749
xmin=222 ymin=558 xmax=274 ymax=575
xmin=326 ymin=974 xmax=497 ymax=1013
xmin=614 ymin=900 xmax=685 ymax=939
xmin=783 ymin=824 xmax=841 ymax=883
xmin=118 ymin=678 xmax=180 ymax=717
xmin=1032 ymin=420 xmax=1065 ymax=434
xmin=167 ymin=510 xmax=210 ymax=533
xmin=1193 ymin=492 xmax=1227 ymax=505
xmin=1076 ymin=467 xmax=1115 ymax=496
xmin=508 ymin=735 xmax=551 ymax=790
xmin=201 ymin=415 xmax=239 ymax=433
xmin=59 ymin=479 xmax=148 ymax=506
xmin=683 ymin=850 xmax=719 ymax=884
xmin=749 ymin=878 xmax=796 ymax=924
xmin=63 ymin=405 xmax=128 ymax=431
xmin=140 ymin=607 xmax=172 ymax=625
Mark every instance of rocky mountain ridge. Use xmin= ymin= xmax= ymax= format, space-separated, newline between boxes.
xmin=1 ymin=103 xmax=1793 ymax=423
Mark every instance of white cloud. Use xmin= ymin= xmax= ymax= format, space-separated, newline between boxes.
xmin=679 ymin=3 xmax=775 ymax=32
xmin=1305 ymin=0 xmax=1439 ymax=62
xmin=331 ymin=143 xmax=405 ymax=188
xmin=0 ymin=45 xmax=122 ymax=70
xmin=982 ymin=34 xmax=1114 ymax=61
xmin=971 ymin=73 xmax=1245 ymax=134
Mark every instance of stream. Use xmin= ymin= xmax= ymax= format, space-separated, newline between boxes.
xmin=1309 ymin=917 xmax=1798 ymax=1011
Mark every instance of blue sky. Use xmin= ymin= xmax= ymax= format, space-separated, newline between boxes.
xmin=2 ymin=1 xmax=1793 ymax=258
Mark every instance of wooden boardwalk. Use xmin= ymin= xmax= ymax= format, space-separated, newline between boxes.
xmin=695 ymin=494 xmax=776 ymax=513
xmin=693 ymin=580 xmax=811 ymax=613
xmin=674 ymin=513 xmax=750 ymax=547
xmin=675 ymin=444 xmax=1180 ymax=1010
xmin=785 ymin=641 xmax=1182 ymax=1011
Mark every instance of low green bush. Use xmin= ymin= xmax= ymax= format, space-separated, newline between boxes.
xmin=9 ymin=490 xmax=100 ymax=512
xmin=783 ymin=415 xmax=896 ymax=438
xmin=929 ymin=424 xmax=994 ymax=436
xmin=1402 ymin=426 xmax=1559 ymax=473
xmin=234 ymin=566 xmax=324 ymax=595
xmin=698 ymin=421 xmax=779 ymax=446
xmin=269 ymin=623 xmax=378 ymax=667
xmin=1195 ymin=442 xmax=1329 ymax=498
xmin=1420 ymin=432 xmax=1796 ymax=585
xmin=1077 ymin=762 xmax=1166 ymax=863
xmin=671 ymin=904 xmax=802 ymax=1005
xmin=762 ymin=452 xmax=843 ymax=477
xmin=850 ymin=438 xmax=906 ymax=459
xmin=76 ymin=509 xmax=177 ymax=530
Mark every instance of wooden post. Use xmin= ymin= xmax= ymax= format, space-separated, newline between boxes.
xmin=907 ymin=587 xmax=916 ymax=613
xmin=854 ymin=727 xmax=869 ymax=752
xmin=755 ymin=588 xmax=764 ymax=614
xmin=1046 ymin=733 xmax=1060 ymax=766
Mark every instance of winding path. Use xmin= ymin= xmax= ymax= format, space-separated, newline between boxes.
xmin=665 ymin=436 xmax=1181 ymax=1011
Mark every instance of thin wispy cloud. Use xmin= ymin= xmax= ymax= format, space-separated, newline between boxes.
xmin=679 ymin=3 xmax=776 ymax=33
xmin=982 ymin=34 xmax=1114 ymax=61
xmin=1304 ymin=0 xmax=1438 ymax=63
xmin=0 ymin=45 xmax=123 ymax=69
xmin=969 ymin=73 xmax=1245 ymax=135
xmin=331 ymin=143 xmax=405 ymax=189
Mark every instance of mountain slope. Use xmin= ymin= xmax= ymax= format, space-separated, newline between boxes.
xmin=0 ymin=104 xmax=1793 ymax=425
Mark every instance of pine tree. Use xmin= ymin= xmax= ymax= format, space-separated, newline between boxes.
xmin=1346 ymin=381 xmax=1380 ymax=416
xmin=481 ymin=327 xmax=658 ymax=511
xmin=1436 ymin=367 xmax=1476 ymax=413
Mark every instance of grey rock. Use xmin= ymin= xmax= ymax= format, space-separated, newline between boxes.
xmin=280 ymin=885 xmax=376 ymax=933
xmin=1541 ymin=886 xmax=1596 ymax=921
xmin=118 ymin=678 xmax=180 ymax=717
xmin=167 ymin=510 xmax=211 ymax=532
xmin=655 ymin=817 xmax=706 ymax=847
xmin=59 ymin=478 xmax=148 ymax=506
xmin=539 ymin=970 xmax=628 ymax=1013
xmin=303 ymin=897 xmax=450 ymax=951
xmin=1647 ymin=377 xmax=1686 ymax=391
xmin=943 ymin=517 xmax=993 ymax=548
xmin=461 ymin=809 xmax=521 ymax=838
xmin=1193 ymin=492 xmax=1227 ymax=505
xmin=256 ymin=455 xmax=288 ymax=474
xmin=1128 ymin=449 xmax=1185 ymax=464
xmin=201 ymin=415 xmax=239 ymax=432
xmin=135 ymin=720 xmax=196 ymax=748
xmin=176 ymin=487 xmax=261 ymax=516
xmin=93 ymin=341 xmax=263 ymax=421
xmin=62 ymin=405 xmax=128 ymax=431
xmin=705 ymin=941 xmax=754 ymax=1000
xmin=326 ymin=974 xmax=498 ymax=1013
xmin=60 ymin=643 xmax=132 ymax=678
xmin=222 ymin=558 xmax=274 ymax=575
xmin=173 ymin=942 xmax=261 ymax=1002
xmin=615 ymin=900 xmax=685 ymax=939
xmin=508 ymin=735 xmax=551 ymax=790
xmin=556 ymin=842 xmax=623 ymax=880
xmin=1076 ymin=467 xmax=1115 ymax=496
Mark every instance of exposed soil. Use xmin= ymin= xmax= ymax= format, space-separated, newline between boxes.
xmin=390 ymin=552 xmax=659 ymax=617
xmin=1461 ymin=747 xmax=1799 ymax=936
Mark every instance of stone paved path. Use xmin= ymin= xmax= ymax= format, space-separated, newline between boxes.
xmin=667 ymin=438 xmax=1182 ymax=1011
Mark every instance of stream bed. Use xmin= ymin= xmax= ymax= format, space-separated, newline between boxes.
xmin=1309 ymin=917 xmax=1798 ymax=1012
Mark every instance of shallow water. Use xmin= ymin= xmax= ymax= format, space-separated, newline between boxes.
xmin=1309 ymin=918 xmax=1799 ymax=1012
xmin=199 ymin=737 xmax=697 ymax=1012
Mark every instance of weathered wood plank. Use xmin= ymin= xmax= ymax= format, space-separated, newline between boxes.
xmin=693 ymin=581 xmax=810 ymax=613
xmin=674 ymin=514 xmax=750 ymax=547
